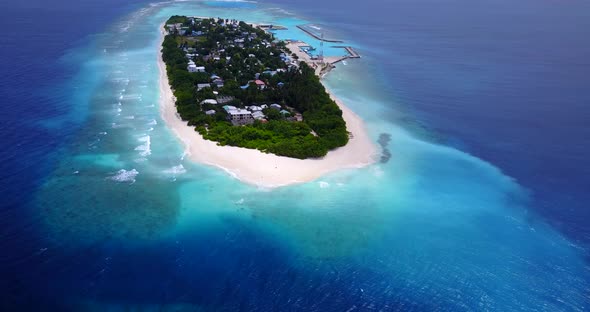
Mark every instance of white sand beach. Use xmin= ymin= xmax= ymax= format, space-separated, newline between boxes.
xmin=158 ymin=28 xmax=377 ymax=187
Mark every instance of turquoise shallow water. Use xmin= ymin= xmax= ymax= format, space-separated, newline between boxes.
xmin=10 ymin=0 xmax=589 ymax=310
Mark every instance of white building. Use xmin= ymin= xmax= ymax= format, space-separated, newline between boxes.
xmin=201 ymin=99 xmax=218 ymax=105
xmin=252 ymin=111 xmax=265 ymax=120
xmin=188 ymin=60 xmax=198 ymax=73
xmin=197 ymin=83 xmax=211 ymax=91
xmin=226 ymin=108 xmax=254 ymax=125
xmin=205 ymin=110 xmax=216 ymax=115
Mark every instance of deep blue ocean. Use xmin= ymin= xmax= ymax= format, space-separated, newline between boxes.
xmin=1 ymin=0 xmax=589 ymax=310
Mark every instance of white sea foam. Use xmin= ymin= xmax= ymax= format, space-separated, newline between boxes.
xmin=109 ymin=169 xmax=139 ymax=183
xmin=147 ymin=119 xmax=158 ymax=126
xmin=135 ymin=135 xmax=151 ymax=157
xmin=371 ymin=166 xmax=384 ymax=177
xmin=268 ymin=7 xmax=295 ymax=16
xmin=120 ymin=22 xmax=131 ymax=33
xmin=111 ymin=122 xmax=125 ymax=129
xmin=112 ymin=78 xmax=129 ymax=84
xmin=235 ymin=198 xmax=245 ymax=205
xmin=124 ymin=115 xmax=135 ymax=120
xmin=319 ymin=181 xmax=330 ymax=188
xmin=164 ymin=164 xmax=187 ymax=176
xmin=120 ymin=94 xmax=142 ymax=101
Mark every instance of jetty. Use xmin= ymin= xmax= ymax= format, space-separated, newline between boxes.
xmin=258 ymin=24 xmax=288 ymax=30
xmin=296 ymin=25 xmax=344 ymax=43
xmin=323 ymin=46 xmax=361 ymax=65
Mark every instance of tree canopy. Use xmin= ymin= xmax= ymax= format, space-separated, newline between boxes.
xmin=161 ymin=16 xmax=349 ymax=159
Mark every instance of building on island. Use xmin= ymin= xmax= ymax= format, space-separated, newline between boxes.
xmin=216 ymin=95 xmax=235 ymax=104
xmin=187 ymin=61 xmax=204 ymax=73
xmin=225 ymin=108 xmax=254 ymax=126
xmin=252 ymin=111 xmax=265 ymax=120
xmin=187 ymin=60 xmax=198 ymax=72
xmin=254 ymin=80 xmax=266 ymax=90
xmin=205 ymin=109 xmax=216 ymax=116
xmin=213 ymin=78 xmax=224 ymax=88
xmin=197 ymin=83 xmax=211 ymax=91
xmin=270 ymin=103 xmax=281 ymax=110
xmin=201 ymin=99 xmax=218 ymax=105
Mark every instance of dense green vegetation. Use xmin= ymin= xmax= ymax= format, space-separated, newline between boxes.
xmin=161 ymin=16 xmax=349 ymax=159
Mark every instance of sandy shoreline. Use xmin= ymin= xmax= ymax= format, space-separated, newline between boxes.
xmin=157 ymin=27 xmax=377 ymax=188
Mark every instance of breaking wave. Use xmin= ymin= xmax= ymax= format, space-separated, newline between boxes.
xmin=135 ymin=135 xmax=151 ymax=157
xmin=109 ymin=169 xmax=139 ymax=183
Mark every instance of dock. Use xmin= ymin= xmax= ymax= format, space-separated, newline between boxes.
xmin=344 ymin=47 xmax=361 ymax=58
xmin=330 ymin=46 xmax=361 ymax=58
xmin=296 ymin=25 xmax=344 ymax=43
xmin=323 ymin=46 xmax=361 ymax=65
xmin=258 ymin=24 xmax=288 ymax=30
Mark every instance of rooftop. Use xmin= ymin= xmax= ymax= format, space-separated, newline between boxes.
xmin=227 ymin=108 xmax=252 ymax=115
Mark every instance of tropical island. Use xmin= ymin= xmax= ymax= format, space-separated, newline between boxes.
xmin=161 ymin=16 xmax=348 ymax=159
xmin=158 ymin=16 xmax=376 ymax=186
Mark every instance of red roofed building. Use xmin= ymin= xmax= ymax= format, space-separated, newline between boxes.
xmin=254 ymin=79 xmax=266 ymax=90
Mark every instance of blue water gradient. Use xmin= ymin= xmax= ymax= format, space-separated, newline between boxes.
xmin=1 ymin=0 xmax=589 ymax=310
